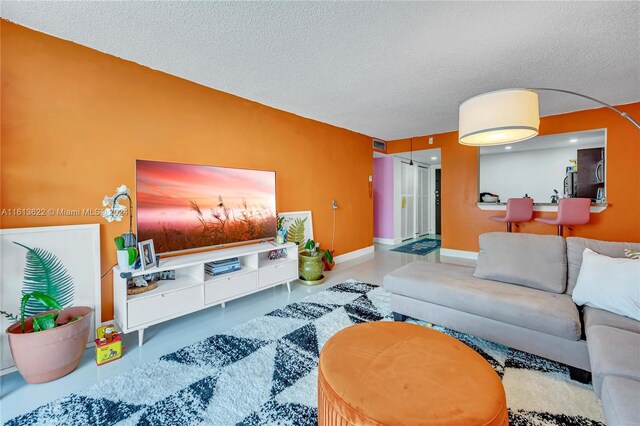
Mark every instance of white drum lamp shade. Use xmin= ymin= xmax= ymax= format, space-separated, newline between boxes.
xmin=459 ymin=89 xmax=540 ymax=146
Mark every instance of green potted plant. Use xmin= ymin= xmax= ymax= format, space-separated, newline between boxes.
xmin=298 ymin=239 xmax=332 ymax=284
xmin=5 ymin=242 xmax=93 ymax=384
xmin=6 ymin=291 xmax=92 ymax=383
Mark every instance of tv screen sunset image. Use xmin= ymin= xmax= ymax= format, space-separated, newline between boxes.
xmin=136 ymin=160 xmax=277 ymax=253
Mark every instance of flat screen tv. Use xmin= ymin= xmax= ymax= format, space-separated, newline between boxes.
xmin=136 ymin=160 xmax=276 ymax=254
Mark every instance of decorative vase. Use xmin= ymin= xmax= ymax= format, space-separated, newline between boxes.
xmin=6 ymin=307 xmax=93 ymax=383
xmin=299 ymin=250 xmax=324 ymax=281
xmin=117 ymin=249 xmax=137 ymax=271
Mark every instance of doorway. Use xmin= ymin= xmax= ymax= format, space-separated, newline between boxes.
xmin=372 ymin=148 xmax=441 ymax=246
xmin=397 ymin=148 xmax=441 ymax=241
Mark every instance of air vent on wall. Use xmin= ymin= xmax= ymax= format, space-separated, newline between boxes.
xmin=372 ymin=139 xmax=386 ymax=151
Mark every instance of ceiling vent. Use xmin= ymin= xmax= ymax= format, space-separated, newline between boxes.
xmin=372 ymin=139 xmax=386 ymax=151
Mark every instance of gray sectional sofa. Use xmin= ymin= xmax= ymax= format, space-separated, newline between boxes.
xmin=383 ymin=232 xmax=640 ymax=425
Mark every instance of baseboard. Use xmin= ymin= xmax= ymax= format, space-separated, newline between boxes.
xmin=334 ymin=245 xmax=375 ymax=264
xmin=439 ymin=248 xmax=478 ymax=260
xmin=373 ymin=237 xmax=395 ymax=245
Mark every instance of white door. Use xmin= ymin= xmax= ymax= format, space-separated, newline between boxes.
xmin=401 ymin=163 xmax=416 ymax=240
xmin=416 ymin=166 xmax=430 ymax=235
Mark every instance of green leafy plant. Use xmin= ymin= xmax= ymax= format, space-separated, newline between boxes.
xmin=276 ymin=214 xmax=285 ymax=232
xmin=304 ymin=239 xmax=316 ymax=251
xmin=303 ymin=239 xmax=334 ymax=270
xmin=324 ymin=250 xmax=334 ymax=265
xmin=19 ymin=291 xmax=81 ymax=333
xmin=13 ymin=242 xmax=74 ymax=317
xmin=286 ymin=218 xmax=307 ymax=251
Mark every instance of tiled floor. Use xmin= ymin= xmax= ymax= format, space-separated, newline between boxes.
xmin=0 ymin=239 xmax=463 ymax=422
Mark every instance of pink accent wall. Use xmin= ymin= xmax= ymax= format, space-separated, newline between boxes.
xmin=374 ymin=157 xmax=394 ymax=239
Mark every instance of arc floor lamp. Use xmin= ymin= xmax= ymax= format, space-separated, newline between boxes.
xmin=458 ymin=88 xmax=640 ymax=146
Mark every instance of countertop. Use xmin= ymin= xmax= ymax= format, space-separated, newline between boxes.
xmin=476 ymin=201 xmax=608 ymax=213
xmin=477 ymin=202 xmax=607 ymax=206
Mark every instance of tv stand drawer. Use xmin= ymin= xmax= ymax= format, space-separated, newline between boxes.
xmin=258 ymin=260 xmax=297 ymax=288
xmin=205 ymin=270 xmax=257 ymax=305
xmin=128 ymin=285 xmax=202 ymax=328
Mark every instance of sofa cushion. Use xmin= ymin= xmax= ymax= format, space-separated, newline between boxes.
xmin=383 ymin=261 xmax=581 ymax=340
xmin=600 ymin=376 xmax=640 ymax=426
xmin=566 ymin=237 xmax=640 ymax=295
xmin=583 ymin=306 xmax=640 ymax=334
xmin=473 ymin=232 xmax=566 ymax=293
xmin=586 ymin=325 xmax=640 ymax=396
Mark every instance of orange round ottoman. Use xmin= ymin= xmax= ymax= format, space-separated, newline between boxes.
xmin=317 ymin=322 xmax=508 ymax=426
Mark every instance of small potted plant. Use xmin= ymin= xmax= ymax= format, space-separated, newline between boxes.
xmin=298 ymin=239 xmax=333 ymax=284
xmin=5 ymin=291 xmax=92 ymax=384
xmin=115 ymin=235 xmax=138 ymax=271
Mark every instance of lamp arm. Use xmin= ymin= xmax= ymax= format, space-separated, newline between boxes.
xmin=113 ymin=193 xmax=133 ymax=234
xmin=528 ymin=88 xmax=640 ymax=131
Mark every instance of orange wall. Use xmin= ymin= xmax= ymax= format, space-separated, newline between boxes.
xmin=0 ymin=21 xmax=374 ymax=321
xmin=387 ymin=103 xmax=640 ymax=251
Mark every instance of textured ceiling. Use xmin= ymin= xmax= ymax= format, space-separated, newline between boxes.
xmin=2 ymin=2 xmax=639 ymax=140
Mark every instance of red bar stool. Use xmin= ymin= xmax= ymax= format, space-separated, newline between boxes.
xmin=535 ymin=198 xmax=591 ymax=236
xmin=489 ymin=198 xmax=534 ymax=232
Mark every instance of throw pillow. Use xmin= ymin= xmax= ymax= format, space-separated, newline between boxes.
xmin=625 ymin=249 xmax=640 ymax=260
xmin=572 ymin=248 xmax=640 ymax=321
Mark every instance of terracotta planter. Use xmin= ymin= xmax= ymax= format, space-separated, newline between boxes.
xmin=299 ymin=250 xmax=325 ymax=281
xmin=6 ymin=306 xmax=93 ymax=384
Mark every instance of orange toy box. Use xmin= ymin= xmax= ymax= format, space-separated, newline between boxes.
xmin=95 ymin=324 xmax=122 ymax=366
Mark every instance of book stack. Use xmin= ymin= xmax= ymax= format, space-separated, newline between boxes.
xmin=205 ymin=257 xmax=241 ymax=277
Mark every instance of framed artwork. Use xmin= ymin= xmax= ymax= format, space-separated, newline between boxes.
xmin=0 ymin=224 xmax=101 ymax=375
xmin=138 ymin=239 xmax=156 ymax=271
xmin=279 ymin=211 xmax=314 ymax=249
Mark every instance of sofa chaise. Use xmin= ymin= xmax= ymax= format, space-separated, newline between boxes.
xmin=383 ymin=232 xmax=640 ymax=425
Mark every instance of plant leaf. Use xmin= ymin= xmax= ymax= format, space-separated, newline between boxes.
xmin=127 ymin=247 xmax=138 ymax=265
xmin=0 ymin=310 xmax=19 ymax=322
xmin=32 ymin=318 xmax=41 ymax=332
xmin=20 ymin=292 xmax=62 ymax=332
xmin=13 ymin=242 xmax=74 ymax=316
xmin=114 ymin=236 xmax=125 ymax=250
xmin=286 ymin=218 xmax=307 ymax=252
xmin=33 ymin=313 xmax=57 ymax=331
xmin=29 ymin=291 xmax=63 ymax=310
xmin=324 ymin=250 xmax=333 ymax=264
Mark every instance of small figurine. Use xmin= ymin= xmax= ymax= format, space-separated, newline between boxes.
xmin=103 ymin=325 xmax=116 ymax=343
xmin=268 ymin=250 xmax=280 ymax=260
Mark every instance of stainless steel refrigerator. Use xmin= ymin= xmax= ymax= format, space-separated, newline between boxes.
xmin=564 ymin=170 xmax=577 ymax=197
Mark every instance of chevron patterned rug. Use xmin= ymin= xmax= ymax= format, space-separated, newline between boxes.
xmin=5 ymin=281 xmax=604 ymax=426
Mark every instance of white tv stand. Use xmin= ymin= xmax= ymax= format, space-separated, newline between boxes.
xmin=113 ymin=242 xmax=298 ymax=346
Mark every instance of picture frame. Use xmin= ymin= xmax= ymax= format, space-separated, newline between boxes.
xmin=279 ymin=211 xmax=314 ymax=247
xmin=138 ymin=239 xmax=156 ymax=271
xmin=1 ymin=224 xmax=101 ymax=375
